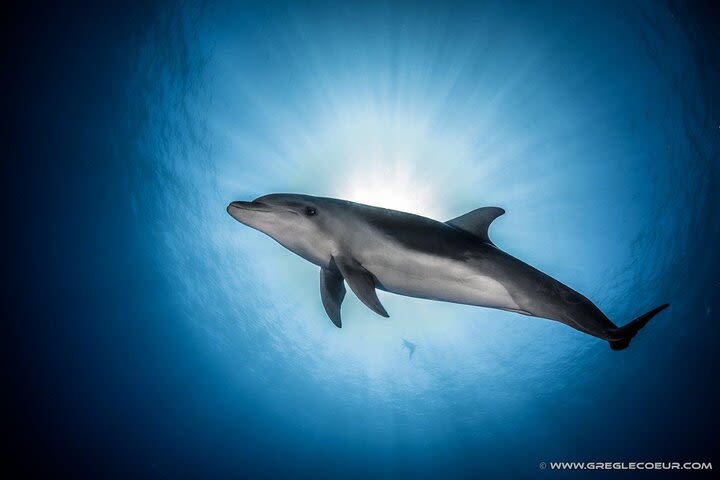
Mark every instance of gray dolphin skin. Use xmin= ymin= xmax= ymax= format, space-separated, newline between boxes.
xmin=227 ymin=194 xmax=669 ymax=350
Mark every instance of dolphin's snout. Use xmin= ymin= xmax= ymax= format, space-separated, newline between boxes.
xmin=227 ymin=200 xmax=273 ymax=221
xmin=227 ymin=200 xmax=267 ymax=210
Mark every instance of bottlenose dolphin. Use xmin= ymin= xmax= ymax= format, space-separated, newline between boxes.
xmin=227 ymin=194 xmax=669 ymax=350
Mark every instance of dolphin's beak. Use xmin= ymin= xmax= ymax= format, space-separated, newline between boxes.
xmin=227 ymin=200 xmax=277 ymax=228
xmin=226 ymin=201 xmax=273 ymax=224
xmin=226 ymin=200 xmax=270 ymax=214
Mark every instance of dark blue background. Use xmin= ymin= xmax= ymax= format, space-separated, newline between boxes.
xmin=4 ymin=1 xmax=719 ymax=478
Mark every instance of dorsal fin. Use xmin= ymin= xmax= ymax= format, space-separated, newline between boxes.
xmin=445 ymin=207 xmax=505 ymax=245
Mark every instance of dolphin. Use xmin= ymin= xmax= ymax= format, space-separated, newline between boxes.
xmin=227 ymin=194 xmax=669 ymax=350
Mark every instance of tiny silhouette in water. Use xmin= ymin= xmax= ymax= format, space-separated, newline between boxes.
xmin=402 ymin=339 xmax=417 ymax=360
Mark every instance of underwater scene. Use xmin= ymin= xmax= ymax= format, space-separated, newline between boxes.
xmin=6 ymin=0 xmax=719 ymax=478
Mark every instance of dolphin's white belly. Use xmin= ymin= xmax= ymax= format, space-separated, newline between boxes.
xmin=362 ymin=247 xmax=519 ymax=310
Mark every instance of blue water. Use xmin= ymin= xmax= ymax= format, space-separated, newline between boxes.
xmin=6 ymin=1 xmax=719 ymax=477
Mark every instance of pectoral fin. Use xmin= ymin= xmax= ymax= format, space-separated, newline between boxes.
xmin=320 ymin=267 xmax=346 ymax=328
xmin=333 ymin=256 xmax=389 ymax=318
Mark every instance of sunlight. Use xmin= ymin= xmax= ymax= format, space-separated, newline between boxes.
xmin=335 ymin=161 xmax=443 ymax=218
xmin=312 ymin=107 xmax=467 ymax=220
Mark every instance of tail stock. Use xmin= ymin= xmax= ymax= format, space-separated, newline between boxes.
xmin=608 ymin=303 xmax=670 ymax=351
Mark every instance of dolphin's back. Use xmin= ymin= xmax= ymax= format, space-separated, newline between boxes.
xmin=352 ymin=203 xmax=476 ymax=257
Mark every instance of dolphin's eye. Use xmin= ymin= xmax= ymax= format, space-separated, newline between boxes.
xmin=305 ymin=207 xmax=317 ymax=216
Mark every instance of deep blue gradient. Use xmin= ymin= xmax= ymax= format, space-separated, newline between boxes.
xmin=5 ymin=1 xmax=720 ymax=478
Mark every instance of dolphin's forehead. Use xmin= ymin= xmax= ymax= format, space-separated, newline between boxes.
xmin=253 ymin=193 xmax=318 ymax=206
xmin=252 ymin=193 xmax=352 ymax=211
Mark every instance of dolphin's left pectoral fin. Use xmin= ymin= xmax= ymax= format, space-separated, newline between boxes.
xmin=333 ymin=256 xmax=390 ymax=318
xmin=320 ymin=267 xmax=346 ymax=328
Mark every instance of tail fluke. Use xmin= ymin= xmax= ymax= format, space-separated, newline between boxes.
xmin=608 ymin=303 xmax=670 ymax=351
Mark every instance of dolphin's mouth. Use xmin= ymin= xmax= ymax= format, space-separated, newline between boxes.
xmin=227 ymin=200 xmax=271 ymax=213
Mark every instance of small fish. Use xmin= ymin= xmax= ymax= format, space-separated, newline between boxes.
xmin=402 ymin=338 xmax=417 ymax=360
